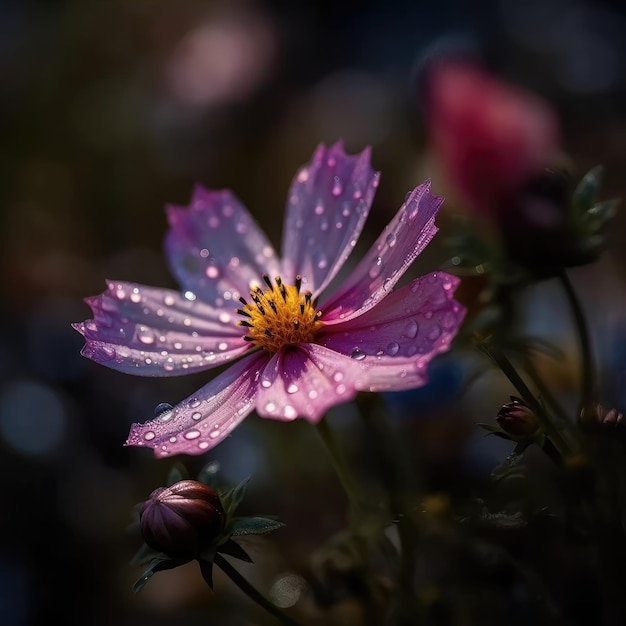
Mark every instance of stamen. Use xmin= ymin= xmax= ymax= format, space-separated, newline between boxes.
xmin=295 ymin=275 xmax=302 ymax=293
xmin=235 ymin=308 xmax=251 ymax=317
xmin=239 ymin=296 xmax=248 ymax=306
xmin=268 ymin=300 xmax=277 ymax=314
xmin=262 ymin=274 xmax=273 ymax=289
xmin=239 ymin=320 xmax=253 ymax=328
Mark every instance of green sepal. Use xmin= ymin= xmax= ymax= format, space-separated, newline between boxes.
xmin=198 ymin=558 xmax=215 ymax=589
xmin=133 ymin=557 xmax=187 ymax=593
xmin=196 ymin=460 xmax=222 ymax=490
xmin=219 ymin=477 xmax=251 ymax=518
xmin=230 ymin=516 xmax=286 ymax=537
xmin=217 ymin=538 xmax=253 ymax=563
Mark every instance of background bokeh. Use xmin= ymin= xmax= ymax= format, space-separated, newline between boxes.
xmin=2 ymin=0 xmax=626 ymax=624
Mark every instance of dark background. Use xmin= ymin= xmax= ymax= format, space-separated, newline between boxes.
xmin=2 ymin=0 xmax=626 ymax=624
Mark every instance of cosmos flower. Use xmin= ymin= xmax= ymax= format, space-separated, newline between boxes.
xmin=424 ymin=60 xmax=560 ymax=216
xmin=74 ymin=142 xmax=465 ymax=457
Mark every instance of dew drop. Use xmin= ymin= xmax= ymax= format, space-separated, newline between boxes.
xmin=184 ymin=430 xmax=201 ymax=440
xmin=219 ymin=312 xmax=231 ymax=324
xmin=164 ymin=295 xmax=175 ymax=306
xmin=153 ymin=403 xmax=173 ymax=418
xmin=261 ymin=379 xmax=272 ymax=388
xmin=130 ymin=289 xmax=142 ymax=303
xmin=199 ymin=441 xmax=209 ymax=449
xmin=137 ymin=327 xmax=156 ymax=345
xmin=144 ymin=431 xmax=155 ymax=441
xmin=200 ymin=248 xmax=209 ymax=258
xmin=386 ymin=342 xmax=400 ymax=356
xmin=405 ymin=320 xmax=419 ymax=339
xmin=174 ymin=342 xmax=183 ymax=350
xmin=265 ymin=402 xmax=277 ymax=413
xmin=368 ymin=256 xmax=384 ymax=279
xmin=287 ymin=383 xmax=298 ymax=394
xmin=309 ymin=390 xmax=318 ymax=399
xmin=314 ymin=203 xmax=324 ymax=215
xmin=427 ymin=325 xmax=441 ymax=340
xmin=351 ymin=348 xmax=366 ymax=361
xmin=385 ymin=233 xmax=396 ymax=247
xmin=184 ymin=291 xmax=196 ymax=301
xmin=331 ymin=176 xmax=343 ymax=197
xmin=209 ymin=430 xmax=221 ymax=439
xmin=188 ymin=397 xmax=201 ymax=408
xmin=169 ymin=436 xmax=177 ymax=443
xmin=284 ymin=405 xmax=297 ymax=419
xmin=297 ymin=168 xmax=309 ymax=183
xmin=218 ymin=342 xmax=228 ymax=351
xmin=206 ymin=266 xmax=219 ymax=279
xmin=336 ymin=384 xmax=346 ymax=394
xmin=191 ymin=411 xmax=202 ymax=420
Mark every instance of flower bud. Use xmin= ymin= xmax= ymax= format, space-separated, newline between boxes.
xmin=496 ymin=396 xmax=541 ymax=438
xmin=140 ymin=479 xmax=225 ymax=559
xmin=579 ymin=403 xmax=624 ymax=433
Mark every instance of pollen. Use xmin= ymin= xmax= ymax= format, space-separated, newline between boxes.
xmin=236 ymin=274 xmax=323 ymax=353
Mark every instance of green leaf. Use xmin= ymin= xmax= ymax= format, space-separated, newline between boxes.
xmin=166 ymin=462 xmax=189 ymax=486
xmin=133 ymin=557 xmax=184 ymax=593
xmin=586 ymin=197 xmax=621 ymax=229
xmin=230 ymin=516 xmax=286 ymax=536
xmin=196 ymin=460 xmax=222 ymax=489
xmin=572 ymin=165 xmax=604 ymax=215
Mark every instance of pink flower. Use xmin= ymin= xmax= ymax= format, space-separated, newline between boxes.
xmin=74 ymin=142 xmax=465 ymax=457
xmin=425 ymin=61 xmax=560 ymax=216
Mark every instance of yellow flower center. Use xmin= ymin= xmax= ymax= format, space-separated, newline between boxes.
xmin=237 ymin=275 xmax=323 ymax=353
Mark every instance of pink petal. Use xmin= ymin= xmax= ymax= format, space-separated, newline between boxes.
xmin=255 ymin=344 xmax=364 ymax=423
xmin=165 ymin=187 xmax=281 ymax=306
xmin=320 ymin=180 xmax=442 ymax=324
xmin=73 ymin=281 xmax=249 ymax=376
xmin=280 ymin=142 xmax=380 ymax=297
xmin=318 ymin=273 xmax=466 ymax=391
xmin=125 ymin=352 xmax=267 ymax=457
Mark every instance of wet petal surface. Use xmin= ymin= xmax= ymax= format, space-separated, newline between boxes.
xmin=73 ymin=281 xmax=249 ymax=375
xmin=166 ymin=187 xmax=280 ymax=306
xmin=319 ymin=273 xmax=466 ymax=390
xmin=281 ymin=142 xmax=379 ymax=297
xmin=256 ymin=344 xmax=365 ymax=423
xmin=320 ymin=181 xmax=442 ymax=324
xmin=126 ymin=352 xmax=267 ymax=457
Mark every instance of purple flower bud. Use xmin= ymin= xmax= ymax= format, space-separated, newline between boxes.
xmin=140 ymin=480 xmax=225 ymax=559
xmin=496 ymin=396 xmax=541 ymax=438
xmin=579 ymin=403 xmax=624 ymax=433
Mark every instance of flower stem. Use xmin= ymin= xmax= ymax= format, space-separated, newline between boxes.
xmin=214 ymin=553 xmax=303 ymax=626
xmin=558 ymin=270 xmax=594 ymax=412
xmin=315 ymin=417 xmax=363 ymax=515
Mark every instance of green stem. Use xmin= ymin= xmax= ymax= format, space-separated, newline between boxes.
xmin=482 ymin=341 xmax=571 ymax=457
xmin=214 ymin=554 xmax=303 ymax=626
xmin=315 ymin=417 xmax=364 ymax=516
xmin=558 ymin=270 xmax=594 ymax=412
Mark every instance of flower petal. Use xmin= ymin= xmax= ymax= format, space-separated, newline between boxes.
xmin=255 ymin=344 xmax=363 ymax=423
xmin=73 ymin=281 xmax=249 ymax=376
xmin=281 ymin=142 xmax=380 ymax=297
xmin=320 ymin=180 xmax=442 ymax=324
xmin=318 ymin=273 xmax=466 ymax=391
xmin=165 ymin=186 xmax=281 ymax=306
xmin=125 ymin=352 xmax=267 ymax=457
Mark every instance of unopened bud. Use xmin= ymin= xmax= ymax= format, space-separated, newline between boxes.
xmin=496 ymin=396 xmax=541 ymax=437
xmin=140 ymin=480 xmax=225 ymax=559
xmin=579 ymin=403 xmax=624 ymax=432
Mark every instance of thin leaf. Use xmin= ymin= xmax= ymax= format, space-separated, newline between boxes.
xmin=230 ymin=516 xmax=286 ymax=536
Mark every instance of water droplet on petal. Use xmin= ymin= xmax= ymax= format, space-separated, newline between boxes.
xmin=405 ymin=321 xmax=419 ymax=339
xmin=206 ymin=266 xmax=219 ymax=279
xmin=385 ymin=233 xmax=396 ymax=247
xmin=137 ymin=327 xmax=156 ymax=345
xmin=332 ymin=176 xmax=343 ymax=197
xmin=164 ymin=295 xmax=175 ymax=306
xmin=297 ymin=168 xmax=309 ymax=182
xmin=130 ymin=289 xmax=142 ymax=303
xmin=191 ymin=412 xmax=202 ymax=420
xmin=351 ymin=348 xmax=366 ymax=361
xmin=188 ymin=397 xmax=201 ymax=408
xmin=209 ymin=430 xmax=221 ymax=439
xmin=287 ymin=383 xmax=298 ymax=394
xmin=369 ymin=256 xmax=384 ymax=279
xmin=265 ymin=402 xmax=276 ymax=413
xmin=314 ymin=203 xmax=324 ymax=215
xmin=153 ymin=402 xmax=174 ymax=418
xmin=386 ymin=342 xmax=400 ymax=356
xmin=184 ymin=430 xmax=201 ymax=440
xmin=284 ymin=405 xmax=297 ymax=420
xmin=144 ymin=431 xmax=155 ymax=441
xmin=428 ymin=325 xmax=441 ymax=340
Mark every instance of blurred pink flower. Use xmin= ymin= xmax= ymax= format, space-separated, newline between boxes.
xmin=74 ymin=143 xmax=465 ymax=457
xmin=426 ymin=62 xmax=560 ymax=215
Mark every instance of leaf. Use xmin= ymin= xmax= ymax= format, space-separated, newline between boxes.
xmin=132 ymin=557 xmax=184 ymax=593
xmin=166 ymin=462 xmax=189 ymax=486
xmin=229 ymin=516 xmax=286 ymax=536
xmin=491 ymin=451 xmax=527 ymax=481
xmin=196 ymin=460 xmax=222 ymax=489
xmin=572 ymin=165 xmax=604 ymax=215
